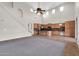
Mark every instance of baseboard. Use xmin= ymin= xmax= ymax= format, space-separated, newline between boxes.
xmin=0 ymin=34 xmax=32 ymax=41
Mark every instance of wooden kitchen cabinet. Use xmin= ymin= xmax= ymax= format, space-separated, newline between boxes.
xmin=34 ymin=23 xmax=65 ymax=36
xmin=65 ymin=21 xmax=75 ymax=37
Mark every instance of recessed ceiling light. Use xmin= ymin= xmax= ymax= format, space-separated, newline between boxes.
xmin=60 ymin=6 xmax=64 ymax=12
xmin=43 ymin=14 xmax=47 ymax=18
xmin=43 ymin=12 xmax=49 ymax=18
xmin=30 ymin=8 xmax=33 ymax=12
xmin=34 ymin=10 xmax=37 ymax=13
xmin=46 ymin=12 xmax=49 ymax=15
xmin=52 ymin=9 xmax=55 ymax=14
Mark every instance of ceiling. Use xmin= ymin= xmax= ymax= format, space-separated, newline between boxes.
xmin=26 ymin=2 xmax=65 ymax=10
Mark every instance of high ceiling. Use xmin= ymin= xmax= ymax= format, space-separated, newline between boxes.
xmin=26 ymin=2 xmax=65 ymax=10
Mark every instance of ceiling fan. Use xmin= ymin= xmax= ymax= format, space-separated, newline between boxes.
xmin=30 ymin=2 xmax=46 ymax=16
xmin=34 ymin=8 xmax=45 ymax=14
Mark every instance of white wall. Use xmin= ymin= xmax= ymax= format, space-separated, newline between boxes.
xmin=0 ymin=2 xmax=34 ymax=41
xmin=42 ymin=2 xmax=75 ymax=24
xmin=0 ymin=2 xmax=75 ymax=41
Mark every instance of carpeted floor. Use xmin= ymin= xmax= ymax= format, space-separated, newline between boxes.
xmin=0 ymin=36 xmax=66 ymax=56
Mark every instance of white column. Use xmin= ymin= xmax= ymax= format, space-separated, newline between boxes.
xmin=76 ymin=17 xmax=79 ymax=47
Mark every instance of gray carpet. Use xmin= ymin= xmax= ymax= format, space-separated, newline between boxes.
xmin=0 ymin=36 xmax=66 ymax=56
